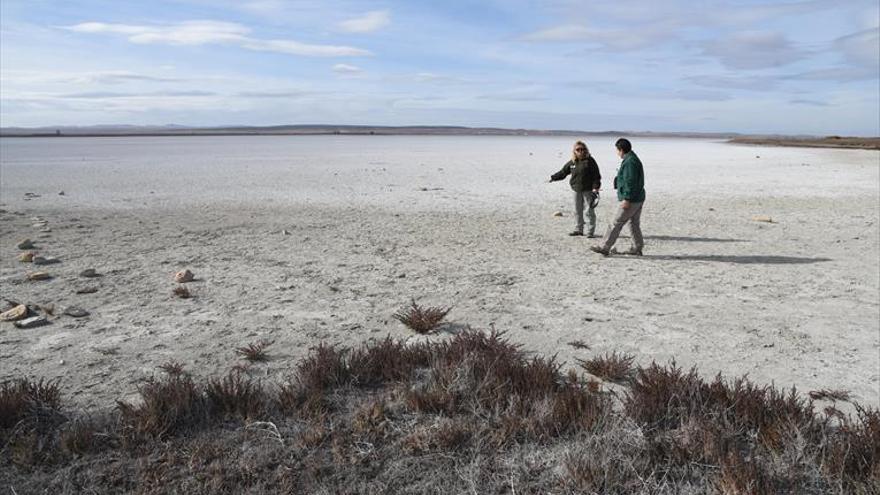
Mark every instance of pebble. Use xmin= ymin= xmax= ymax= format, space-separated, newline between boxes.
xmin=174 ymin=269 xmax=194 ymax=283
xmin=59 ymin=360 xmax=65 ymax=365
xmin=751 ymin=215 xmax=774 ymax=223
xmin=14 ymin=315 xmax=48 ymax=329
xmin=17 ymin=239 xmax=35 ymax=250
xmin=18 ymin=252 xmax=35 ymax=262
xmin=80 ymin=268 xmax=100 ymax=278
xmin=27 ymin=272 xmax=52 ymax=281
xmin=76 ymin=287 xmax=99 ymax=294
xmin=33 ymin=256 xmax=59 ymax=265
xmin=58 ymin=191 xmax=65 ymax=196
xmin=553 ymin=211 xmax=563 ymax=217
xmin=0 ymin=304 xmax=28 ymax=321
xmin=63 ymin=306 xmax=89 ymax=318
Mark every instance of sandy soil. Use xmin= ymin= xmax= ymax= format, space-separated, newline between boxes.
xmin=1 ymin=137 xmax=878 ymax=411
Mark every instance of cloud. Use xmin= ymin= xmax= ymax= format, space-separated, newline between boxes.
xmin=236 ymin=90 xmax=314 ymax=98
xmin=790 ymin=98 xmax=829 ymax=106
xmin=0 ymin=70 xmax=181 ymax=85
xmin=338 ymin=10 xmax=390 ymax=33
xmin=701 ymin=32 xmax=809 ymax=69
xmin=520 ymin=23 xmax=677 ymax=51
xmin=64 ymin=21 xmax=370 ymax=57
xmin=61 ymin=90 xmax=215 ymax=98
xmin=332 ymin=63 xmax=363 ymax=75
xmin=686 ymin=75 xmax=778 ymax=91
xmin=833 ymin=27 xmax=880 ymax=70
xmin=783 ymin=66 xmax=878 ymax=82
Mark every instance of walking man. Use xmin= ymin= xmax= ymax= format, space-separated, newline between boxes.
xmin=590 ymin=138 xmax=645 ymax=256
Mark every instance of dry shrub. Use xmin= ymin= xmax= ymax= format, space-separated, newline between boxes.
xmin=235 ymin=338 xmax=274 ymax=362
xmin=392 ymin=299 xmax=451 ymax=334
xmin=205 ymin=372 xmax=266 ymax=420
xmin=567 ymin=340 xmax=590 ymax=350
xmin=821 ymin=405 xmax=880 ymax=487
xmin=158 ymin=360 xmax=187 ymax=376
xmin=277 ymin=344 xmax=349 ymax=416
xmin=172 ymin=285 xmax=191 ymax=299
xmin=578 ymin=351 xmax=635 ymax=383
xmin=401 ymin=417 xmax=474 ymax=454
xmin=351 ymin=399 xmax=391 ymax=444
xmin=0 ymin=378 xmax=62 ymax=429
xmin=809 ymin=389 xmax=852 ymax=402
xmin=59 ymin=416 xmax=112 ymax=456
xmin=348 ymin=337 xmax=432 ymax=387
xmin=117 ymin=374 xmax=207 ymax=442
xmin=717 ymin=451 xmax=773 ymax=495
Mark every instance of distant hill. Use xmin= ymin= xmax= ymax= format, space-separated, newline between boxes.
xmin=0 ymin=124 xmax=741 ymax=139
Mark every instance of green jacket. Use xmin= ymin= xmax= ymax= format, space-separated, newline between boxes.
xmin=615 ymin=151 xmax=645 ymax=202
xmin=550 ymin=157 xmax=601 ymax=192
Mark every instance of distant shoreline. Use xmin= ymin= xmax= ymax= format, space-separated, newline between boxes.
xmin=727 ymin=136 xmax=880 ymax=150
xmin=2 ymin=125 xmax=878 ymax=150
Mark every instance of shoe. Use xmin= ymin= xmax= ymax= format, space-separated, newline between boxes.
xmin=568 ymin=231 xmax=584 ymax=236
xmin=586 ymin=233 xmax=597 ymax=238
xmin=590 ymin=246 xmax=610 ymax=256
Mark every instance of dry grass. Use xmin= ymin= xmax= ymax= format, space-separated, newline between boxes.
xmin=2 ymin=330 xmax=878 ymax=494
xmin=392 ymin=298 xmax=451 ymax=334
xmin=809 ymin=388 xmax=852 ymax=402
xmin=234 ymin=338 xmax=274 ymax=362
xmin=578 ymin=351 xmax=635 ymax=383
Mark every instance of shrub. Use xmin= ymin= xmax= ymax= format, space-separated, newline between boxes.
xmin=392 ymin=299 xmax=451 ymax=334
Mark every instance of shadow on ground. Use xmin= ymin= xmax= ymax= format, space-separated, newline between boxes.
xmin=645 ymin=235 xmax=747 ymax=243
xmin=642 ymin=254 xmax=831 ymax=264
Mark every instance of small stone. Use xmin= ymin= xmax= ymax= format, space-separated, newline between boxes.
xmin=59 ymin=360 xmax=65 ymax=365
xmin=63 ymin=306 xmax=89 ymax=318
xmin=14 ymin=315 xmax=48 ymax=329
xmin=32 ymin=256 xmax=59 ymax=265
xmin=553 ymin=211 xmax=564 ymax=217
xmin=174 ymin=269 xmax=194 ymax=283
xmin=18 ymin=252 xmax=35 ymax=262
xmin=751 ymin=215 xmax=774 ymax=223
xmin=79 ymin=268 xmax=100 ymax=278
xmin=281 ymin=229 xmax=291 ymax=235
xmin=32 ymin=222 xmax=48 ymax=228
xmin=58 ymin=191 xmax=65 ymax=196
xmin=75 ymin=287 xmax=99 ymax=294
xmin=17 ymin=239 xmax=35 ymax=250
xmin=0 ymin=304 xmax=28 ymax=321
xmin=27 ymin=272 xmax=52 ymax=281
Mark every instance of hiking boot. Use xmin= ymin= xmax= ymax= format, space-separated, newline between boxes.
xmin=586 ymin=233 xmax=597 ymax=238
xmin=611 ymin=247 xmax=643 ymax=256
xmin=568 ymin=231 xmax=584 ymax=236
xmin=589 ymin=245 xmax=610 ymax=256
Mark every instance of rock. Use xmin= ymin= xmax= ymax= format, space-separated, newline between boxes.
xmin=14 ymin=316 xmax=48 ymax=329
xmin=33 ymin=256 xmax=59 ymax=265
xmin=174 ymin=269 xmax=194 ymax=283
xmin=27 ymin=272 xmax=52 ymax=281
xmin=17 ymin=239 xmax=35 ymax=250
xmin=32 ymin=222 xmax=48 ymax=228
xmin=281 ymin=229 xmax=291 ymax=235
xmin=18 ymin=252 xmax=35 ymax=262
xmin=553 ymin=211 xmax=564 ymax=217
xmin=59 ymin=360 xmax=65 ymax=365
xmin=58 ymin=191 xmax=65 ymax=196
xmin=63 ymin=306 xmax=89 ymax=318
xmin=752 ymin=215 xmax=774 ymax=223
xmin=75 ymin=287 xmax=98 ymax=294
xmin=80 ymin=269 xmax=100 ymax=278
xmin=0 ymin=304 xmax=28 ymax=321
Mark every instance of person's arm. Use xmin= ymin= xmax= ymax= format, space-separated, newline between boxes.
xmin=590 ymin=157 xmax=601 ymax=191
xmin=549 ymin=161 xmax=572 ymax=182
xmin=617 ymin=157 xmax=634 ymax=205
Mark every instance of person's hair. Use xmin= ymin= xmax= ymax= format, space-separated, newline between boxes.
xmin=571 ymin=140 xmax=590 ymax=162
xmin=615 ymin=138 xmax=632 ymax=153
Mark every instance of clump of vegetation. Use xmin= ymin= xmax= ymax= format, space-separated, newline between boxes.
xmin=392 ymin=298 xmax=451 ymax=334
xmin=2 ymin=330 xmax=878 ymax=494
xmin=172 ymin=285 xmax=191 ymax=299
xmin=578 ymin=351 xmax=635 ymax=383
xmin=234 ymin=339 xmax=274 ymax=362
xmin=809 ymin=388 xmax=852 ymax=402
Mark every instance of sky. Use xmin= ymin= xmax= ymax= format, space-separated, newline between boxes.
xmin=1 ymin=0 xmax=878 ymax=135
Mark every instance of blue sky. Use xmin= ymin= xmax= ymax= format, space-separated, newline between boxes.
xmin=1 ymin=0 xmax=878 ymax=135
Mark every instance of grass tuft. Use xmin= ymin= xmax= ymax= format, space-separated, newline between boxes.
xmin=392 ymin=298 xmax=451 ymax=334
xmin=578 ymin=351 xmax=635 ymax=383
xmin=234 ymin=338 xmax=274 ymax=362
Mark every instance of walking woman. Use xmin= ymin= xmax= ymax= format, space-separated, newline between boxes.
xmin=549 ymin=140 xmax=602 ymax=237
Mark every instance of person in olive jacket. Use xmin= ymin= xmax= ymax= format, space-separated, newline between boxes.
xmin=591 ymin=138 xmax=645 ymax=256
xmin=549 ymin=140 xmax=602 ymax=237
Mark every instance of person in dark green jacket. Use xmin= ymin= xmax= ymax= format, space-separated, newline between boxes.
xmin=591 ymin=138 xmax=645 ymax=256
xmin=549 ymin=140 xmax=602 ymax=237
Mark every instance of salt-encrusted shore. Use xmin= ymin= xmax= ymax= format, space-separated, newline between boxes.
xmin=1 ymin=137 xmax=878 ymax=409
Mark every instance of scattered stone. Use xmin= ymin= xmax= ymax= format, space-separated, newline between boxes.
xmin=27 ymin=272 xmax=52 ymax=281
xmin=18 ymin=252 xmax=35 ymax=262
xmin=39 ymin=228 xmax=52 ymax=233
xmin=752 ymin=215 xmax=774 ymax=223
xmin=281 ymin=229 xmax=291 ymax=235
xmin=0 ymin=304 xmax=28 ymax=321
xmin=553 ymin=211 xmax=563 ymax=217
xmin=63 ymin=306 xmax=89 ymax=318
xmin=32 ymin=222 xmax=48 ymax=228
xmin=76 ymin=287 xmax=99 ymax=294
xmin=174 ymin=269 xmax=194 ymax=283
xmin=39 ymin=303 xmax=55 ymax=315
xmin=33 ymin=256 xmax=59 ymax=265
xmin=14 ymin=315 xmax=48 ymax=329
xmin=59 ymin=360 xmax=65 ymax=365
xmin=58 ymin=191 xmax=65 ymax=196
xmin=24 ymin=192 xmax=40 ymax=198
xmin=80 ymin=269 xmax=101 ymax=278
xmin=17 ymin=239 xmax=35 ymax=250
